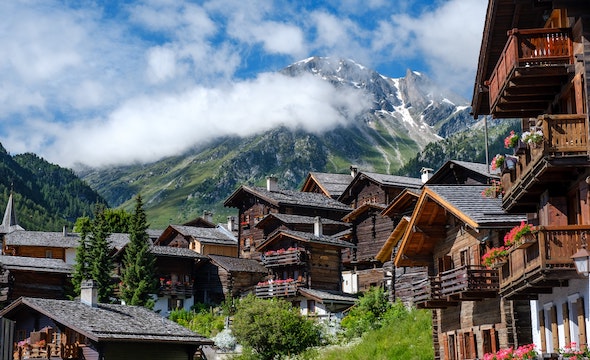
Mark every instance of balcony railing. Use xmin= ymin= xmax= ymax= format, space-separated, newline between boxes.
xmin=486 ymin=28 xmax=573 ymax=118
xmin=440 ymin=265 xmax=499 ymax=299
xmin=13 ymin=342 xmax=80 ymax=360
xmin=501 ymin=114 xmax=589 ymax=211
xmin=158 ymin=282 xmax=193 ymax=297
xmin=411 ymin=276 xmax=458 ymax=309
xmin=255 ymin=280 xmax=299 ymax=299
xmin=500 ymin=225 xmax=587 ymax=298
xmin=261 ymin=249 xmax=307 ymax=267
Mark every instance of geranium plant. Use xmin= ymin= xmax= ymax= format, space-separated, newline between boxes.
xmin=482 ymin=179 xmax=503 ymax=198
xmin=504 ymin=221 xmax=534 ymax=247
xmin=504 ymin=130 xmax=520 ymax=148
xmin=560 ymin=342 xmax=589 ymax=359
xmin=483 ymin=343 xmax=537 ymax=360
xmin=482 ymin=246 xmax=510 ymax=267
xmin=491 ymin=154 xmax=505 ymax=171
xmin=521 ymin=130 xmax=544 ymax=146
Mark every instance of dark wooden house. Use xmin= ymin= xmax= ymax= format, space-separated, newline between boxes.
xmin=223 ymin=177 xmax=350 ymax=260
xmin=0 ymin=283 xmax=211 ymax=360
xmin=395 ymin=185 xmax=530 ymax=359
xmin=2 ymin=230 xmax=79 ymax=265
xmin=337 ymin=171 xmax=423 ymax=292
xmin=472 ymin=0 xmax=590 ymax=355
xmin=424 ymin=160 xmax=499 ymax=186
xmin=254 ymin=213 xmax=349 ymax=239
xmin=193 ymin=254 xmax=268 ymax=304
xmin=254 ymin=227 xmax=354 ymax=298
xmin=0 ymin=256 xmax=72 ymax=306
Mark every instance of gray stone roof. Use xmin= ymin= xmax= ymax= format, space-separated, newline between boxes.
xmin=426 ymin=185 xmax=527 ymax=227
xmin=360 ymin=172 xmax=423 ymax=188
xmin=147 ymin=229 xmax=164 ymax=240
xmin=107 ymin=233 xmax=131 ymax=250
xmin=232 ymin=186 xmax=350 ymax=211
xmin=169 ymin=225 xmax=237 ymax=246
xmin=0 ymin=255 xmax=72 ymax=274
xmin=208 ymin=255 xmax=268 ymax=273
xmin=298 ymin=288 xmax=357 ymax=305
xmin=0 ymin=297 xmax=212 ymax=345
xmin=448 ymin=160 xmax=499 ymax=177
xmin=259 ymin=213 xmax=349 ymax=226
xmin=268 ymin=230 xmax=355 ymax=249
xmin=150 ymin=245 xmax=208 ymax=259
xmin=4 ymin=231 xmax=80 ymax=248
xmin=306 ymin=172 xmax=353 ymax=197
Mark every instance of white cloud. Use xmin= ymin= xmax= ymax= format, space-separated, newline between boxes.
xmin=4 ymin=73 xmax=371 ymax=167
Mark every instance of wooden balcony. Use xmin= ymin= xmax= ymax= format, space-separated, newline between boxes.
xmin=261 ymin=249 xmax=307 ymax=267
xmin=13 ymin=342 xmax=80 ymax=360
xmin=486 ymin=28 xmax=573 ymax=118
xmin=412 ymin=276 xmax=457 ymax=309
xmin=158 ymin=283 xmax=193 ymax=297
xmin=501 ymin=114 xmax=590 ymax=212
xmin=499 ymin=225 xmax=587 ymax=299
xmin=255 ymin=280 xmax=299 ymax=299
xmin=440 ymin=265 xmax=499 ymax=300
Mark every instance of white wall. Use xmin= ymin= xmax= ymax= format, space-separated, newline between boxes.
xmin=342 ymin=271 xmax=358 ymax=294
xmin=531 ymin=278 xmax=589 ymax=354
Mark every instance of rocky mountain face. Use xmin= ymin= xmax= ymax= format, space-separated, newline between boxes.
xmin=80 ymin=57 xmax=478 ymax=227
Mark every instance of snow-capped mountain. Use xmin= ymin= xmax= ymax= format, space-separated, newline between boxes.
xmin=80 ymin=57 xmax=477 ymax=226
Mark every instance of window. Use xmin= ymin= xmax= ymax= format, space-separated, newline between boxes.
xmin=307 ymin=300 xmax=315 ymax=314
xmin=45 ymin=250 xmax=53 ymax=258
xmin=482 ymin=329 xmax=498 ymax=355
xmin=460 ymin=249 xmax=469 ymax=267
xmin=168 ymin=298 xmax=184 ymax=311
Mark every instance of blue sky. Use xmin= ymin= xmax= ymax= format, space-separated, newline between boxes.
xmin=0 ymin=0 xmax=487 ymax=168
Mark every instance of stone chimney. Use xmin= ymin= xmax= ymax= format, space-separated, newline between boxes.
xmin=63 ymin=225 xmax=67 ymax=237
xmin=80 ymin=279 xmax=98 ymax=307
xmin=266 ymin=176 xmax=278 ymax=191
xmin=420 ymin=167 xmax=434 ymax=183
xmin=350 ymin=165 xmax=358 ymax=178
xmin=227 ymin=216 xmax=236 ymax=231
xmin=314 ymin=216 xmax=323 ymax=237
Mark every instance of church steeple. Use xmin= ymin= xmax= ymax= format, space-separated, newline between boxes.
xmin=0 ymin=190 xmax=24 ymax=234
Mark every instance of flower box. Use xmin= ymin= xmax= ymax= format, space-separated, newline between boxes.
xmin=489 ymin=256 xmax=508 ymax=269
xmin=514 ymin=233 xmax=536 ymax=249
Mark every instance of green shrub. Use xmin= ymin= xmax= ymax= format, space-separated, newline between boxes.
xmin=231 ymin=295 xmax=321 ymax=360
xmin=340 ymin=287 xmax=391 ymax=339
xmin=169 ymin=306 xmax=225 ymax=338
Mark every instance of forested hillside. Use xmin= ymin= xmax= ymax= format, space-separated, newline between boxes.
xmin=0 ymin=144 xmax=105 ymax=231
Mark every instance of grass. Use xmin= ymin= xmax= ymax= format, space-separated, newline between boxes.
xmin=309 ymin=306 xmax=434 ymax=360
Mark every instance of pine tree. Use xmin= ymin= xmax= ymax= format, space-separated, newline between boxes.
xmin=120 ymin=195 xmax=158 ymax=308
xmin=70 ymin=223 xmax=90 ymax=298
xmin=89 ymin=204 xmax=115 ymax=303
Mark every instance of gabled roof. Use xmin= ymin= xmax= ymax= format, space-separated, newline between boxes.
xmin=157 ymin=225 xmax=237 ymax=247
xmin=257 ymin=230 xmax=354 ymax=251
xmin=425 ymin=160 xmax=499 ymax=185
xmin=375 ymin=216 xmax=410 ymax=263
xmin=182 ymin=217 xmax=216 ymax=228
xmin=341 ymin=202 xmax=386 ymax=222
xmin=0 ymin=255 xmax=72 ymax=274
xmin=255 ymin=213 xmax=349 ymax=229
xmin=0 ymin=192 xmax=24 ymax=234
xmin=208 ymin=254 xmax=268 ymax=273
xmin=4 ymin=231 xmax=80 ymax=248
xmin=150 ymin=245 xmax=208 ymax=260
xmin=298 ymin=288 xmax=357 ymax=305
xmin=381 ymin=189 xmax=421 ymax=218
xmin=395 ymin=185 xmax=526 ymax=267
xmin=0 ymin=297 xmax=212 ymax=345
xmin=224 ymin=186 xmax=350 ymax=212
xmin=338 ymin=171 xmax=422 ymax=203
xmin=300 ymin=172 xmax=353 ymax=198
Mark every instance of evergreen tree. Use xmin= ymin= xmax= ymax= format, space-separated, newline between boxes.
xmin=70 ymin=220 xmax=91 ymax=298
xmin=89 ymin=204 xmax=115 ymax=303
xmin=120 ymin=195 xmax=158 ymax=308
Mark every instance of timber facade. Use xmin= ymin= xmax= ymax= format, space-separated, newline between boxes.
xmin=472 ymin=0 xmax=590 ymax=357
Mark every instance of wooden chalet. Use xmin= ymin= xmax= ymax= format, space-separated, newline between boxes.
xmin=223 ymin=177 xmax=351 ymax=260
xmin=300 ymin=171 xmax=354 ymax=199
xmin=254 ymin=227 xmax=354 ymax=298
xmin=0 ymin=256 xmax=72 ymax=306
xmin=149 ymin=246 xmax=208 ymax=313
xmin=254 ymin=213 xmax=349 ymax=239
xmin=0 ymin=282 xmax=211 ymax=360
xmin=472 ymin=0 xmax=590 ymax=356
xmin=338 ymin=171 xmax=423 ymax=292
xmin=194 ymin=254 xmax=268 ymax=304
xmin=2 ymin=230 xmax=79 ymax=264
xmin=394 ymin=185 xmax=530 ymax=360
xmin=155 ymin=224 xmax=238 ymax=257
